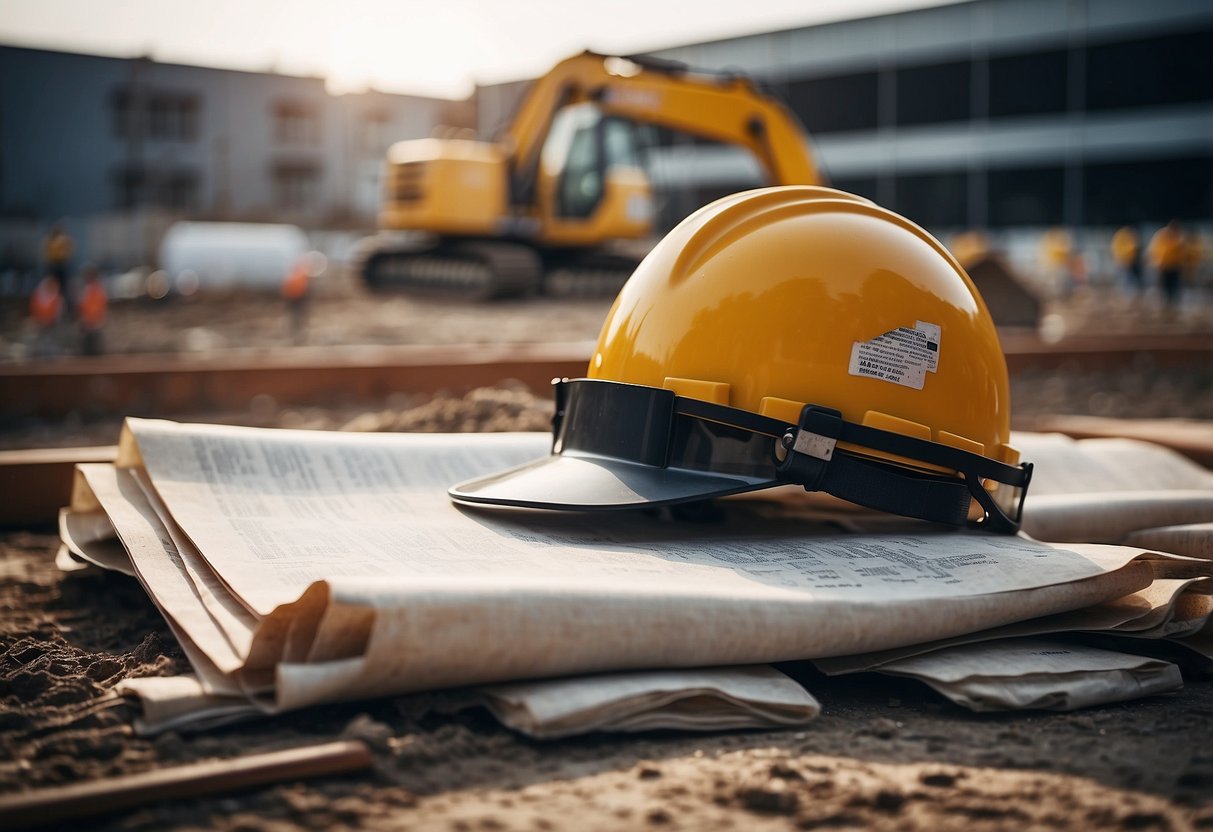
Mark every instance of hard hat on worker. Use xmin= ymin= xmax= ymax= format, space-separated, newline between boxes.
xmin=450 ymin=186 xmax=1033 ymax=532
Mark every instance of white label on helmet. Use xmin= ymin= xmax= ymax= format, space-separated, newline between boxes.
xmin=915 ymin=321 xmax=941 ymax=373
xmin=848 ymin=324 xmax=939 ymax=390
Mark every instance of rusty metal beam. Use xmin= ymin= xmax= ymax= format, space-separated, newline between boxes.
xmin=0 ymin=342 xmax=596 ymax=419
xmin=2 ymin=335 xmax=1209 ymax=529
xmin=2 ymin=335 xmax=1209 ymax=421
xmin=0 ymin=445 xmax=117 ymax=529
xmin=998 ymin=332 xmax=1212 ymax=372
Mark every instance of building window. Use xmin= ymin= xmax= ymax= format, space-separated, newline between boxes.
xmin=113 ymin=166 xmax=145 ymax=210
xmin=988 ymin=48 xmax=1069 ymax=118
xmin=110 ymin=88 xmax=201 ymax=141
xmin=891 ymin=171 xmax=969 ymax=229
xmin=1086 ymin=29 xmax=1213 ymax=111
xmin=785 ymin=71 xmax=879 ymax=134
xmin=274 ymin=101 xmax=320 ymax=146
xmin=111 ymin=89 xmax=136 ymax=138
xmin=273 ymin=163 xmax=321 ymax=210
xmin=1084 ymin=155 xmax=1213 ymax=225
xmin=988 ymin=165 xmax=1064 ymax=226
xmin=895 ymin=59 xmax=971 ymax=127
xmin=149 ymin=93 xmax=200 ymax=140
xmin=112 ymin=166 xmax=198 ymax=210
xmin=163 ymin=172 xmax=199 ymax=211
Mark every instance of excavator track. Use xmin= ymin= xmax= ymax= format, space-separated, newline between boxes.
xmin=540 ymin=251 xmax=644 ymax=298
xmin=358 ymin=239 xmax=542 ymax=300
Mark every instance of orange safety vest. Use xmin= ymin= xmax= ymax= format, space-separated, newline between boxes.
xmin=30 ymin=281 xmax=63 ymax=326
xmin=79 ymin=281 xmax=108 ymax=330
xmin=282 ymin=264 xmax=309 ymax=300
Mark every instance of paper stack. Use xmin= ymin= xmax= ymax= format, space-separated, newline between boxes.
xmin=59 ymin=420 xmax=1212 ymax=737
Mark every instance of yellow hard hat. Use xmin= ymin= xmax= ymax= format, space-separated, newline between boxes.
xmin=451 ymin=186 xmax=1032 ymax=532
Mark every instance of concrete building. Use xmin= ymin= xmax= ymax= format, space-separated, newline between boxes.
xmin=0 ymin=45 xmax=468 ymax=273
xmin=476 ymin=0 xmax=1212 ymax=238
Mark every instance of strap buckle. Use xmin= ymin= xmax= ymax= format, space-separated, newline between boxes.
xmin=776 ymin=406 xmax=845 ymax=493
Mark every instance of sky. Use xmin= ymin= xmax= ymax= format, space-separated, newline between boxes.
xmin=0 ymin=0 xmax=954 ymax=99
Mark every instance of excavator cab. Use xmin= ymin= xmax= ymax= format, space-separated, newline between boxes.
xmin=378 ymin=103 xmax=652 ymax=249
xmin=536 ymin=103 xmax=654 ymax=247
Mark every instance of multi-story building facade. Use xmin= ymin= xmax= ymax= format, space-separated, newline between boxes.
xmin=0 ymin=45 xmax=468 ymax=222
xmin=646 ymin=0 xmax=1212 ymax=235
xmin=0 ymin=45 xmax=468 ymax=272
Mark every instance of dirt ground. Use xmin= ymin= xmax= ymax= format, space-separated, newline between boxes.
xmin=1 ymin=274 xmax=1212 ymax=360
xmin=0 ymin=286 xmax=615 ymax=359
xmin=2 ymin=282 xmax=1213 ymax=829
xmin=3 ymin=531 xmax=1212 ymax=831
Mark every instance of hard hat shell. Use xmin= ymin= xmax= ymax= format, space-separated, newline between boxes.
xmin=452 ymin=186 xmax=1030 ymax=531
xmin=587 ymin=185 xmax=1018 ymax=471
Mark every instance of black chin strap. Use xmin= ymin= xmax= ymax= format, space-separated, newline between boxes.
xmin=788 ymin=448 xmax=975 ymax=527
xmin=770 ymin=404 xmax=1029 ymax=533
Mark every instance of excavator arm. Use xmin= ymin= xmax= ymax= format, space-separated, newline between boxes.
xmin=502 ymin=51 xmax=824 ymax=200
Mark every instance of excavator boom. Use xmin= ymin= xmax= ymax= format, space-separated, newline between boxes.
xmin=504 ymin=51 xmax=822 ymax=192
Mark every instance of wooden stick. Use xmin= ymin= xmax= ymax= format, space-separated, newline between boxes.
xmin=0 ymin=739 xmax=373 ymax=829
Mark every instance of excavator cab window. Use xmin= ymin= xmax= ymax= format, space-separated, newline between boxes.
xmin=558 ymin=117 xmax=603 ymax=218
xmin=544 ymin=104 xmax=642 ymax=220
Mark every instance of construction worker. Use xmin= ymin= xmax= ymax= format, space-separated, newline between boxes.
xmin=282 ymin=257 xmax=311 ymax=344
xmin=29 ymin=273 xmax=64 ymax=358
xmin=1149 ymin=220 xmax=1186 ymax=308
xmin=77 ymin=265 xmax=108 ymax=356
xmin=1110 ymin=226 xmax=1142 ymax=293
xmin=43 ymin=224 xmax=74 ymax=310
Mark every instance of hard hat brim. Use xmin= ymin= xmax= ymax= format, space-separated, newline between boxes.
xmin=449 ymin=451 xmax=776 ymax=510
xmin=449 ymin=378 xmax=1031 ymax=532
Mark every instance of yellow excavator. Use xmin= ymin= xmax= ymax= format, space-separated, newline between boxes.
xmin=355 ymin=51 xmax=826 ymax=298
